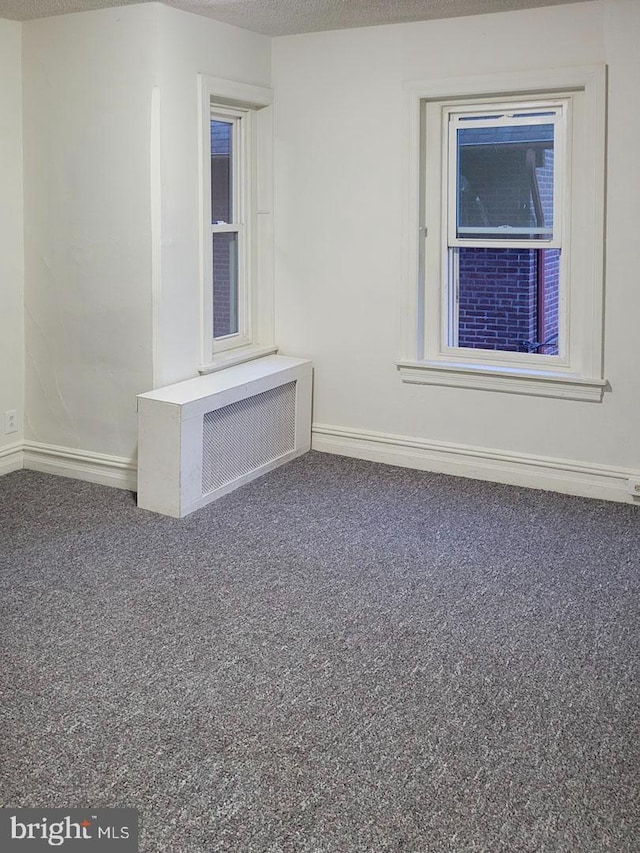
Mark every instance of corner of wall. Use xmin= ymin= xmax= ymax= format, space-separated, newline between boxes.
xmin=0 ymin=19 xmax=25 ymax=453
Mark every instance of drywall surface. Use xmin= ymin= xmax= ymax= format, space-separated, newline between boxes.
xmin=155 ymin=3 xmax=271 ymax=387
xmin=272 ymin=0 xmax=640 ymax=472
xmin=0 ymin=19 xmax=24 ymax=451
xmin=22 ymin=3 xmax=158 ymax=460
xmin=21 ymin=1 xmax=270 ymax=464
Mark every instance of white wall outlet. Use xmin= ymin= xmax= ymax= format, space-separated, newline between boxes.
xmin=4 ymin=409 xmax=17 ymax=434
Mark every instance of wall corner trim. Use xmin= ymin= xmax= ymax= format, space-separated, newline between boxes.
xmin=312 ymin=423 xmax=640 ymax=505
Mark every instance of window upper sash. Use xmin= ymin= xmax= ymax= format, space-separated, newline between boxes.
xmin=446 ymin=103 xmax=565 ymax=249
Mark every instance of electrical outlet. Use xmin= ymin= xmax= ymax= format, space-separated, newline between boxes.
xmin=4 ymin=409 xmax=17 ymax=434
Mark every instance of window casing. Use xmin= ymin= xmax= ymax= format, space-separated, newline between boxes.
xmin=198 ymin=75 xmax=275 ymax=373
xmin=398 ymin=67 xmax=606 ymax=401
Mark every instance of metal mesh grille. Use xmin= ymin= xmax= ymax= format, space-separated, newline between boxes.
xmin=202 ymin=381 xmax=297 ymax=495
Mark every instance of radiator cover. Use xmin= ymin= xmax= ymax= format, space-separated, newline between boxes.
xmin=137 ymin=355 xmax=312 ymax=517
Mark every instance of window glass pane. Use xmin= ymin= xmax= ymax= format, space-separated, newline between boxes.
xmin=211 ymin=119 xmax=233 ymax=224
xmin=457 ymin=123 xmax=554 ymax=240
xmin=454 ymin=247 xmax=559 ymax=355
xmin=213 ymin=232 xmax=238 ymax=339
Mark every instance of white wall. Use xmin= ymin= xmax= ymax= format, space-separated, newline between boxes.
xmin=12 ymin=0 xmax=640 ymax=497
xmin=20 ymin=3 xmax=271 ymax=465
xmin=155 ymin=4 xmax=271 ymax=387
xmin=0 ymin=20 xmax=24 ymax=459
xmin=22 ymin=4 xmax=158 ymax=461
xmin=272 ymin=0 xmax=640 ymax=483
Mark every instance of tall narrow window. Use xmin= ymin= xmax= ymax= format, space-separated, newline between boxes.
xmin=199 ymin=75 xmax=274 ymax=373
xmin=446 ymin=104 xmax=564 ymax=356
xmin=210 ymin=109 xmax=245 ymax=346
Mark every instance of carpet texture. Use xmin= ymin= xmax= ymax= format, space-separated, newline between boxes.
xmin=0 ymin=452 xmax=638 ymax=851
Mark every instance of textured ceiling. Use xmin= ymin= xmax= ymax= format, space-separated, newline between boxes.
xmin=0 ymin=0 xmax=592 ymax=36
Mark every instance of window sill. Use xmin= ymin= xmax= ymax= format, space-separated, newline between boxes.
xmin=397 ymin=360 xmax=607 ymax=402
xmin=199 ymin=344 xmax=278 ymax=376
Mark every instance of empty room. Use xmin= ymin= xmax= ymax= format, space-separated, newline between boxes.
xmin=1 ymin=0 xmax=638 ymax=850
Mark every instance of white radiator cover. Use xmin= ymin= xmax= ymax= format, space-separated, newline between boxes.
xmin=137 ymin=355 xmax=312 ymax=517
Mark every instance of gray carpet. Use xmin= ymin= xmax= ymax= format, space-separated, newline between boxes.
xmin=0 ymin=451 xmax=638 ymax=852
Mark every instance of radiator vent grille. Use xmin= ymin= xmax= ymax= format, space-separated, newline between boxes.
xmin=202 ymin=380 xmax=297 ymax=495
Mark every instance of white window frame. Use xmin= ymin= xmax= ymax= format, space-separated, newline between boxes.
xmin=444 ymin=100 xmax=566 ymax=359
xmin=398 ymin=66 xmax=607 ymax=402
xmin=198 ymin=75 xmax=276 ymax=374
xmin=210 ymin=106 xmax=246 ymax=349
xmin=447 ymin=103 xmax=564 ymax=247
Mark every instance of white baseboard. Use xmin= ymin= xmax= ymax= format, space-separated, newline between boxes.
xmin=0 ymin=442 xmax=24 ymax=476
xmin=5 ymin=430 xmax=638 ymax=506
xmin=312 ymin=423 xmax=640 ymax=505
xmin=22 ymin=441 xmax=137 ymax=491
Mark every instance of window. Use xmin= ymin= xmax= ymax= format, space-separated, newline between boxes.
xmin=198 ymin=76 xmax=275 ymax=373
xmin=211 ymin=110 xmax=242 ymax=342
xmin=399 ymin=67 xmax=607 ymax=401
xmin=447 ymin=103 xmax=563 ymax=356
